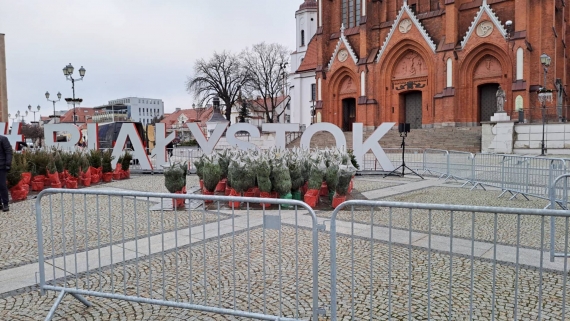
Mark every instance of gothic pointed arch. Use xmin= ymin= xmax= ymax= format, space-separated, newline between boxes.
xmin=375 ymin=1 xmax=436 ymax=63
xmin=459 ymin=43 xmax=512 ymax=124
xmin=460 ymin=0 xmax=508 ymax=49
xmin=324 ymin=67 xmax=360 ymax=128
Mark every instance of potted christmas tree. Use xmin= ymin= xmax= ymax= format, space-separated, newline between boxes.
xmin=46 ymin=158 xmax=62 ymax=188
xmin=164 ymin=163 xmax=186 ymax=208
xmin=7 ymin=154 xmax=27 ymax=201
xmin=79 ymin=155 xmax=91 ymax=187
xmin=257 ymin=158 xmax=272 ymax=208
xmin=121 ymin=151 xmax=132 ymax=179
xmin=271 ymin=158 xmax=292 ymax=208
xmin=88 ymin=150 xmax=102 ymax=184
xmin=66 ymin=155 xmax=80 ymax=189
xmin=333 ymin=165 xmax=357 ymax=208
xmin=304 ymin=161 xmax=325 ymax=208
xmin=101 ymin=150 xmax=114 ymax=182
xmin=201 ymin=157 xmax=221 ymax=203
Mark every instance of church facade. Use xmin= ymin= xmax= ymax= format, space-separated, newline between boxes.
xmin=307 ymin=0 xmax=569 ymax=130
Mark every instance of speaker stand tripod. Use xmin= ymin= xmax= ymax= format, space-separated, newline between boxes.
xmin=384 ymin=132 xmax=424 ymax=179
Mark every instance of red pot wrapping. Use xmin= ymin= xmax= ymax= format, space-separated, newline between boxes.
xmin=31 ymin=180 xmax=44 ymax=192
xmin=43 ymin=176 xmax=51 ymax=188
xmin=50 ymin=182 xmax=62 ymax=188
xmin=244 ymin=188 xmax=255 ymax=198
xmin=271 ymin=191 xmax=278 ymax=199
xmin=122 ymin=169 xmax=130 ymax=179
xmin=102 ymin=172 xmax=113 ymax=182
xmin=66 ymin=178 xmax=78 ymax=189
xmin=347 ymin=178 xmax=354 ymax=194
xmin=332 ymin=193 xmax=347 ymax=209
xmin=225 ymin=185 xmax=231 ymax=196
xmin=259 ymin=191 xmax=272 ymax=208
xmin=47 ymin=171 xmax=61 ymax=186
xmin=112 ymin=172 xmax=122 ymax=180
xmin=9 ymin=185 xmax=28 ymax=201
xmin=33 ymin=175 xmax=45 ymax=182
xmin=199 ymin=179 xmax=204 ymax=191
xmin=21 ymin=172 xmax=32 ymax=185
xmin=114 ymin=163 xmax=122 ymax=174
xmin=91 ymin=174 xmax=100 ymax=184
xmin=80 ymin=177 xmax=91 ymax=187
xmin=228 ymin=189 xmax=240 ymax=208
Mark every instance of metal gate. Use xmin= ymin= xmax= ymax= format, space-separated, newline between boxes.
xmin=36 ymin=189 xmax=321 ymax=321
xmin=479 ymin=83 xmax=499 ymax=122
xmin=405 ymin=92 xmax=422 ymax=129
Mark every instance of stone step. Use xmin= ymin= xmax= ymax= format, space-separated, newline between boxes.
xmin=287 ymin=126 xmax=482 ymax=153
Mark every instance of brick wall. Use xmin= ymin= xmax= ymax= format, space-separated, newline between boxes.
xmin=314 ymin=0 xmax=567 ymax=130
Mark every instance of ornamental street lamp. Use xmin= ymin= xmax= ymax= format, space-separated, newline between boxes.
xmin=45 ymin=91 xmax=62 ymax=123
xmin=63 ymin=63 xmax=86 ymax=125
xmin=18 ymin=110 xmax=28 ymax=122
xmin=28 ymin=104 xmax=41 ymax=124
xmin=8 ymin=113 xmax=15 ymax=125
xmin=539 ymin=53 xmax=552 ymax=156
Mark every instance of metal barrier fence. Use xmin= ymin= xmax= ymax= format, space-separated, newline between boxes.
xmin=329 ymin=200 xmax=570 ymax=320
xmin=36 ymin=189 xmax=320 ymax=321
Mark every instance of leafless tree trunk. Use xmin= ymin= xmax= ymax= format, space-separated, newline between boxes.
xmin=186 ymin=51 xmax=248 ymax=124
xmin=241 ymin=42 xmax=290 ymax=123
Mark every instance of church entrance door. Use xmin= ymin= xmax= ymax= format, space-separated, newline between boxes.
xmin=479 ymin=83 xmax=499 ymax=122
xmin=404 ymin=91 xmax=422 ymax=129
xmin=342 ymin=98 xmax=356 ymax=131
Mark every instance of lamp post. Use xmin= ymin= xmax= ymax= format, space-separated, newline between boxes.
xmin=45 ymin=91 xmax=62 ymax=123
xmin=16 ymin=110 xmax=28 ymax=123
xmin=8 ymin=113 xmax=15 ymax=125
xmin=539 ymin=53 xmax=552 ymax=156
xmin=63 ymin=63 xmax=86 ymax=125
xmin=28 ymin=105 xmax=40 ymax=124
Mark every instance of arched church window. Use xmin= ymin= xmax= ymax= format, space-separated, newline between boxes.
xmin=301 ymin=30 xmax=305 ymax=46
xmin=516 ymin=47 xmax=524 ymax=80
xmin=342 ymin=0 xmax=361 ymax=28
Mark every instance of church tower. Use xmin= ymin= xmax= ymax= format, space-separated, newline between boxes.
xmin=291 ymin=0 xmax=318 ymax=72
xmin=289 ymin=0 xmax=318 ymax=128
xmin=0 ymin=34 xmax=7 ymax=123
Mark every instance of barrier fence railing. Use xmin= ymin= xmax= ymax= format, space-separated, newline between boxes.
xmin=36 ymin=189 xmax=570 ymax=320
xmin=549 ymin=174 xmax=570 ymax=262
xmin=329 ymin=200 xmax=570 ymax=320
xmin=35 ymin=189 xmax=321 ymax=321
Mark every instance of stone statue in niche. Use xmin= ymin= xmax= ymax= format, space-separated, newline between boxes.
xmin=496 ymin=86 xmax=506 ymax=112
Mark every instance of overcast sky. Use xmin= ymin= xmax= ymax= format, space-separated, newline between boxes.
xmin=0 ymin=0 xmax=300 ymax=120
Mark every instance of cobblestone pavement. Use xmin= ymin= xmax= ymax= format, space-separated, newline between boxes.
xmin=1 ymin=226 xmax=568 ymax=320
xmin=0 ymin=175 xmax=568 ymax=319
xmin=0 ymin=176 xmax=217 ymax=271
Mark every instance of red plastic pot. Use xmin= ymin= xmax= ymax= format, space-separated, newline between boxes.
xmin=102 ymin=172 xmax=113 ymax=182
xmin=320 ymin=182 xmax=329 ymax=197
xmin=332 ymin=194 xmax=346 ymax=209
xmin=304 ymin=189 xmax=319 ymax=208
xmin=91 ymin=174 xmax=100 ymax=184
xmin=112 ymin=172 xmax=121 ymax=180
xmin=122 ymin=169 xmax=130 ymax=179
xmin=259 ymin=191 xmax=272 ymax=208
xmin=215 ymin=178 xmax=227 ymax=193
xmin=225 ymin=185 xmax=232 ymax=196
xmin=172 ymin=190 xmax=185 ymax=208
xmin=244 ymin=188 xmax=255 ymax=198
xmin=9 ymin=185 xmax=28 ymax=201
xmin=228 ymin=189 xmax=240 ymax=208
xmin=202 ymin=189 xmax=214 ymax=204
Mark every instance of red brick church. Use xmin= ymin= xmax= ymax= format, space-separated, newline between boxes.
xmin=302 ymin=0 xmax=569 ymax=130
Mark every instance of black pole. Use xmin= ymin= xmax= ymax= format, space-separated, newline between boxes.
xmin=72 ymin=78 xmax=76 ymax=125
xmin=541 ymin=104 xmax=546 ymax=156
xmin=401 ymin=134 xmax=406 ymax=177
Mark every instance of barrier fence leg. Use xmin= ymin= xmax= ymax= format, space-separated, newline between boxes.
xmin=44 ymin=290 xmax=92 ymax=321
xmin=44 ymin=290 xmax=67 ymax=321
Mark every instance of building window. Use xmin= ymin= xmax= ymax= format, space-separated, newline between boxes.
xmin=410 ymin=3 xmax=417 ymax=14
xmin=311 ymin=83 xmax=316 ymax=102
xmin=301 ymin=30 xmax=305 ymax=46
xmin=342 ymin=0 xmax=361 ymax=28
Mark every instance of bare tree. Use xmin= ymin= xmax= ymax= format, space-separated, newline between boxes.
xmin=21 ymin=124 xmax=44 ymax=146
xmin=186 ymin=51 xmax=248 ymax=124
xmin=241 ymin=42 xmax=290 ymax=123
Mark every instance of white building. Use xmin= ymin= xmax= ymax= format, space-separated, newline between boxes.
xmin=289 ymin=0 xmax=318 ymax=129
xmin=107 ymin=97 xmax=165 ymax=125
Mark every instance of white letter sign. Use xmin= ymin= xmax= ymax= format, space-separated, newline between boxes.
xmin=300 ymin=122 xmax=347 ymax=151
xmin=352 ymin=123 xmax=395 ymax=171
xmin=111 ymin=123 xmax=152 ymax=170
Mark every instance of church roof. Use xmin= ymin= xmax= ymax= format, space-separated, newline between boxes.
xmin=296 ymin=36 xmax=318 ymax=73
xmin=298 ymin=0 xmax=317 ymax=11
